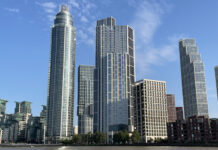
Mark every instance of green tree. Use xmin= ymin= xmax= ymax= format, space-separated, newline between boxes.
xmin=93 ymin=132 xmax=106 ymax=144
xmin=72 ymin=134 xmax=82 ymax=144
xmin=131 ymin=131 xmax=141 ymax=144
xmin=113 ymin=132 xmax=121 ymax=144
xmin=87 ymin=132 xmax=93 ymax=144
xmin=120 ymin=130 xmax=129 ymax=144
xmin=61 ymin=138 xmax=71 ymax=144
xmin=113 ymin=130 xmax=129 ymax=144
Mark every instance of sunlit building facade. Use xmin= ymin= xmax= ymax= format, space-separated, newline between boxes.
xmin=94 ymin=17 xmax=135 ymax=135
xmin=77 ymin=65 xmax=94 ymax=134
xmin=134 ymin=79 xmax=168 ymax=143
xmin=179 ymin=39 xmax=208 ymax=118
xmin=46 ymin=5 xmax=76 ymax=143
xmin=166 ymin=94 xmax=177 ymax=122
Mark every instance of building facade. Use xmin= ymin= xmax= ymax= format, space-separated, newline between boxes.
xmin=179 ymin=39 xmax=208 ymax=118
xmin=166 ymin=94 xmax=177 ymax=122
xmin=46 ymin=5 xmax=76 ymax=143
xmin=0 ymin=99 xmax=7 ymax=116
xmin=15 ymin=101 xmax=31 ymax=114
xmin=215 ymin=66 xmax=218 ymax=99
xmin=134 ymin=79 xmax=168 ymax=143
xmin=94 ymin=17 xmax=135 ymax=135
xmin=77 ymin=65 xmax=94 ymax=134
xmin=167 ymin=116 xmax=212 ymax=143
xmin=176 ymin=107 xmax=184 ymax=121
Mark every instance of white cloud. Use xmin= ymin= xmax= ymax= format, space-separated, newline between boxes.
xmin=131 ymin=1 xmax=165 ymax=45
xmin=80 ymin=16 xmax=88 ymax=23
xmin=5 ymin=8 xmax=20 ymax=13
xmin=36 ymin=1 xmax=57 ymax=22
xmin=67 ymin=0 xmax=97 ymax=46
xmin=35 ymin=0 xmax=96 ymax=45
xmin=78 ymin=30 xmax=88 ymax=40
xmin=130 ymin=0 xmax=179 ymax=78
xmin=69 ymin=0 xmax=80 ymax=8
xmin=40 ymin=2 xmax=57 ymax=9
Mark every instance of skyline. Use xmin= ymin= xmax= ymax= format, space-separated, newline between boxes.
xmin=1 ymin=0 xmax=218 ymax=126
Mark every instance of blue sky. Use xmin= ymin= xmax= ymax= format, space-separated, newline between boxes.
xmin=0 ymin=0 xmax=218 ymax=125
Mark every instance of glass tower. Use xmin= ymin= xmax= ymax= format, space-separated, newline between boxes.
xmin=94 ymin=17 xmax=135 ymax=136
xmin=179 ymin=39 xmax=208 ymax=118
xmin=46 ymin=5 xmax=76 ymax=143
xmin=77 ymin=65 xmax=94 ymax=134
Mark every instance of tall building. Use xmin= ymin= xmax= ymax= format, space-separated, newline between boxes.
xmin=176 ymin=107 xmax=184 ymax=121
xmin=179 ymin=39 xmax=208 ymax=118
xmin=134 ymin=79 xmax=168 ymax=143
xmin=46 ymin=5 xmax=76 ymax=143
xmin=0 ymin=99 xmax=8 ymax=116
xmin=215 ymin=66 xmax=218 ymax=99
xmin=94 ymin=17 xmax=135 ymax=136
xmin=166 ymin=94 xmax=177 ymax=122
xmin=15 ymin=101 xmax=31 ymax=114
xmin=77 ymin=65 xmax=94 ymax=134
xmin=40 ymin=105 xmax=47 ymax=144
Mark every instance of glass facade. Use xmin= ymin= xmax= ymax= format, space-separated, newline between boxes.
xmin=77 ymin=65 xmax=94 ymax=134
xmin=94 ymin=17 xmax=135 ymax=135
xmin=179 ymin=39 xmax=208 ymax=118
xmin=46 ymin=5 xmax=76 ymax=142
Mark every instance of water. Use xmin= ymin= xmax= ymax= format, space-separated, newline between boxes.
xmin=0 ymin=146 xmax=217 ymax=150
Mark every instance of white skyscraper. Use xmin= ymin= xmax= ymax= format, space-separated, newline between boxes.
xmin=46 ymin=5 xmax=76 ymax=143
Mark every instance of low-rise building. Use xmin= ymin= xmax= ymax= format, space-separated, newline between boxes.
xmin=167 ymin=116 xmax=214 ymax=143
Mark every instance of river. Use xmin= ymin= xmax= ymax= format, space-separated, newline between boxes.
xmin=0 ymin=146 xmax=217 ymax=150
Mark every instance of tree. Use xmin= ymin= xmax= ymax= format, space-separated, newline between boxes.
xmin=72 ymin=134 xmax=82 ymax=144
xmin=131 ymin=131 xmax=141 ymax=144
xmin=113 ymin=130 xmax=129 ymax=144
xmin=61 ymin=138 xmax=71 ymax=144
xmin=87 ymin=132 xmax=93 ymax=144
xmin=113 ymin=132 xmax=121 ymax=144
xmin=93 ymin=132 xmax=106 ymax=144
xmin=120 ymin=130 xmax=129 ymax=144
xmin=81 ymin=132 xmax=93 ymax=144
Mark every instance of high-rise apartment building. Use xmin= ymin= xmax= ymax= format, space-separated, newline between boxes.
xmin=134 ymin=79 xmax=168 ymax=143
xmin=166 ymin=94 xmax=177 ymax=122
xmin=15 ymin=101 xmax=31 ymax=114
xmin=215 ymin=66 xmax=218 ymax=99
xmin=179 ymin=39 xmax=208 ymax=118
xmin=0 ymin=99 xmax=8 ymax=116
xmin=94 ymin=17 xmax=135 ymax=136
xmin=176 ymin=107 xmax=184 ymax=121
xmin=77 ymin=65 xmax=94 ymax=134
xmin=46 ymin=5 xmax=76 ymax=143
